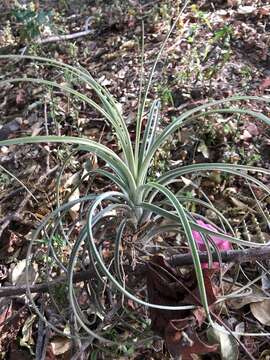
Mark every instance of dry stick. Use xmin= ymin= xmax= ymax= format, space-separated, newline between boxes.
xmin=0 ymin=269 xmax=93 ymax=297
xmin=36 ymin=29 xmax=94 ymax=45
xmin=36 ymin=17 xmax=94 ymax=45
xmin=1 ymin=246 xmax=270 ymax=298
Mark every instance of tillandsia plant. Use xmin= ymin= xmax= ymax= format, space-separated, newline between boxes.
xmin=1 ymin=3 xmax=270 ymax=358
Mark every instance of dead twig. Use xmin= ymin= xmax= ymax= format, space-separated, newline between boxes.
xmin=1 ymin=246 xmax=270 ymax=298
xmin=169 ymin=245 xmax=270 ymax=267
xmin=36 ymin=16 xmax=94 ymax=45
xmin=0 ymin=269 xmax=93 ymax=297
xmin=36 ymin=29 xmax=94 ymax=45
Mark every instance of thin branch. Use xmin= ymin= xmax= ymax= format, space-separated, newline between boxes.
xmin=0 ymin=269 xmax=93 ymax=297
xmin=169 ymin=245 xmax=270 ymax=267
xmin=36 ymin=29 xmax=94 ymax=45
xmin=36 ymin=16 xmax=94 ymax=45
xmin=1 ymin=246 xmax=270 ymax=298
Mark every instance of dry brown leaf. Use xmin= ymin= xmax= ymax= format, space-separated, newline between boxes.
xmin=229 ymin=196 xmax=249 ymax=210
xmin=50 ymin=337 xmax=71 ymax=356
xmin=0 ymin=306 xmax=29 ymax=353
xmin=227 ymin=0 xmax=239 ymax=6
xmin=10 ymin=259 xmax=37 ymax=286
xmin=246 ymin=124 xmax=259 ymax=137
xmin=16 ymin=89 xmax=26 ymax=108
xmin=259 ymin=77 xmax=270 ymax=91
xmin=197 ymin=140 xmax=209 ymax=159
xmin=68 ymin=187 xmax=80 ymax=220
xmin=258 ymin=6 xmax=270 ymax=16
xmin=226 ymin=288 xmax=266 ymax=310
xmin=193 ymin=307 xmax=206 ymax=327
xmin=240 ymin=129 xmax=252 ymax=140
xmin=120 ymin=40 xmax=136 ymax=50
xmin=20 ymin=314 xmax=36 ymax=354
xmin=62 ymin=172 xmax=81 ymax=189
xmin=165 ymin=319 xmax=218 ymax=360
xmin=259 ymin=349 xmax=270 ymax=360
xmin=250 ymin=299 xmax=270 ymax=326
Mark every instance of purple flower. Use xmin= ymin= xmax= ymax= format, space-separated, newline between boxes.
xmin=192 ymin=220 xmax=232 ymax=268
